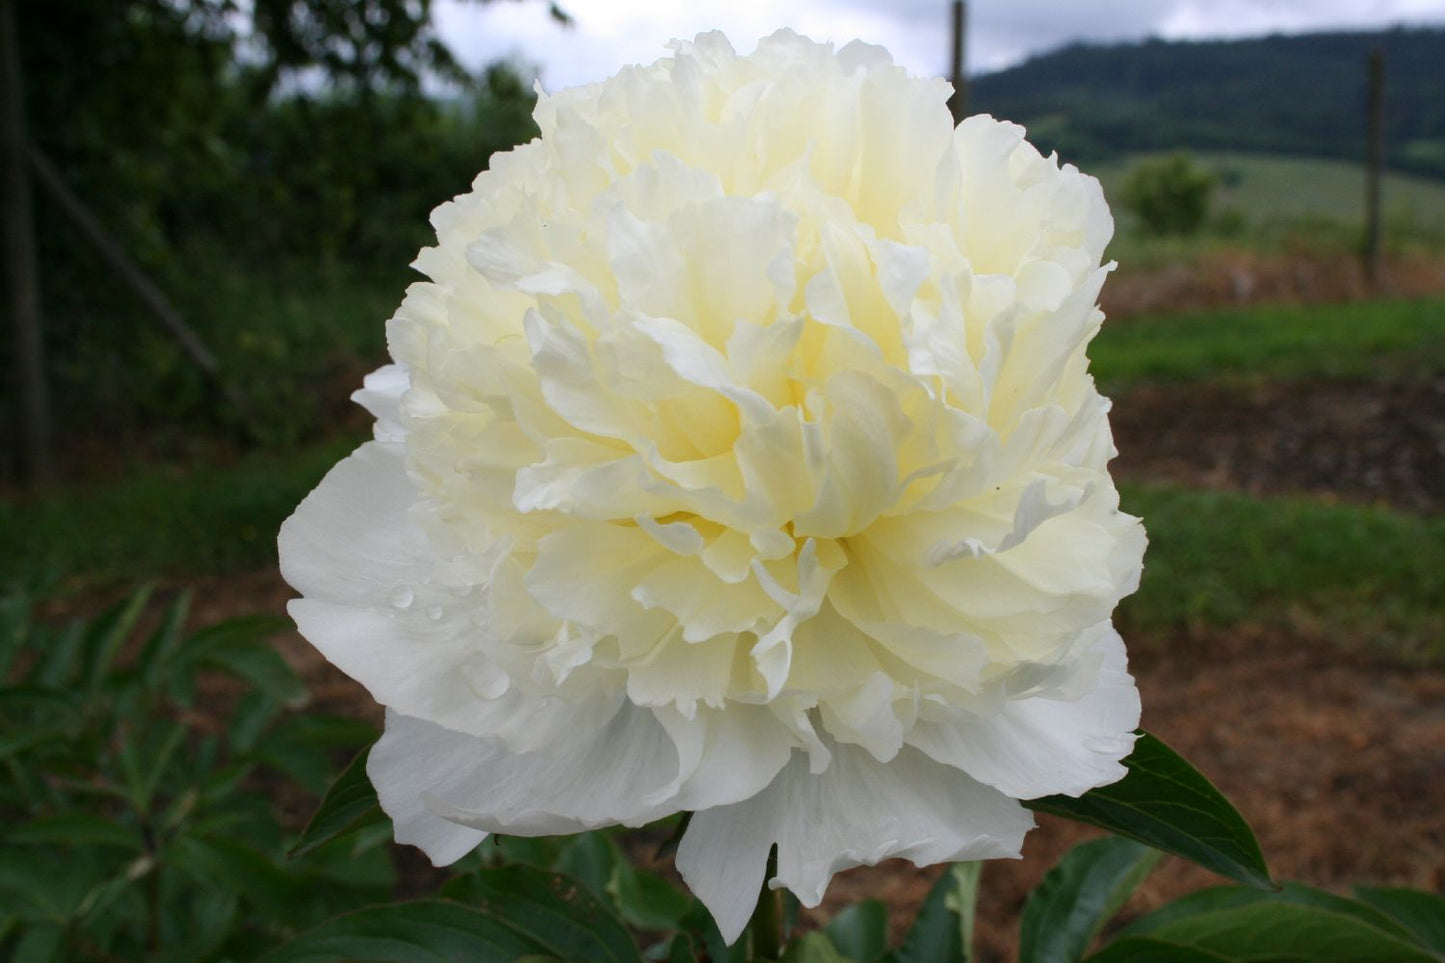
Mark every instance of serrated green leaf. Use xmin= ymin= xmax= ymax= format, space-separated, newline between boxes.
xmin=257 ymin=899 xmax=561 ymax=962
xmin=5 ymin=812 xmax=144 ymax=852
xmin=824 ymin=900 xmax=888 ymax=963
xmin=440 ymin=864 xmax=641 ymax=962
xmin=1026 ymin=732 xmax=1272 ymax=890
xmin=1020 ymin=837 xmax=1163 ymax=963
xmin=1099 ymin=902 xmax=1438 ymax=962
xmin=1353 ymin=886 xmax=1445 ymax=956
xmin=289 ymin=745 xmax=384 ymax=859
xmin=894 ymin=867 xmax=965 ymax=963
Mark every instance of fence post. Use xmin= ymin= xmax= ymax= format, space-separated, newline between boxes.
xmin=948 ymin=1 xmax=968 ymax=124
xmin=1364 ymin=46 xmax=1384 ymax=289
xmin=1 ymin=0 xmax=50 ymax=483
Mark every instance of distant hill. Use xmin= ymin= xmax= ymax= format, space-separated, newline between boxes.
xmin=968 ymin=27 xmax=1445 ymax=179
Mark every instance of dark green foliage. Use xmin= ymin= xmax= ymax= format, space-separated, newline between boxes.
xmin=0 ymin=586 xmax=384 ymax=961
xmin=1120 ymin=154 xmax=1215 ymax=236
xmin=970 ymin=28 xmax=1445 ymax=179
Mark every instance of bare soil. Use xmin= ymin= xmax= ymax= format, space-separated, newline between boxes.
xmin=1111 ymin=376 xmax=1445 ymax=515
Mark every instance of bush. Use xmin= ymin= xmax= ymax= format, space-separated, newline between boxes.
xmin=1121 ymin=153 xmax=1216 ymax=235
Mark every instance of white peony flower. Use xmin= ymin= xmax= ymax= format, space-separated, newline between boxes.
xmin=280 ymin=30 xmax=1145 ymax=943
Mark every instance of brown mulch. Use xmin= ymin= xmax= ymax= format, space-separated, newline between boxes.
xmin=1110 ymin=376 xmax=1445 ymax=515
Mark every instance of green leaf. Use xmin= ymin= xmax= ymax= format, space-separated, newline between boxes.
xmin=558 ymin=831 xmax=618 ymax=902
xmin=82 ymin=586 xmax=153 ymax=692
xmin=783 ymin=932 xmax=855 ymax=962
xmin=680 ymin=900 xmax=748 ymax=963
xmin=199 ymin=639 xmax=307 ymax=707
xmin=1088 ymin=937 xmax=1231 ymax=962
xmin=5 ymin=812 xmax=145 ymax=852
xmin=1019 ymin=837 xmax=1163 ymax=963
xmin=824 ymin=901 xmax=888 ymax=963
xmin=137 ymin=591 xmax=192 ymax=692
xmin=658 ymin=931 xmax=700 ymax=963
xmin=34 ymin=621 xmax=85 ymax=688
xmin=440 ymin=864 xmax=642 ymax=962
xmin=1117 ymin=882 xmax=1415 ymax=943
xmin=894 ymin=867 xmax=965 ymax=963
xmin=1025 ymin=732 xmax=1273 ymax=890
xmin=1353 ymin=886 xmax=1445 ymax=956
xmin=230 ymin=691 xmax=282 ymax=754
xmin=289 ymin=744 xmax=384 ymax=859
xmin=168 ymin=835 xmax=307 ymax=924
xmin=1097 ymin=902 xmax=1439 ymax=962
xmin=611 ymin=858 xmax=691 ymax=932
xmin=10 ymin=923 xmax=66 ymax=963
xmin=257 ymin=899 xmax=561 ymax=962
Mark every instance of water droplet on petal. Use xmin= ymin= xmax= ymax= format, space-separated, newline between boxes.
xmin=465 ymin=662 xmax=511 ymax=699
xmin=388 ymin=586 xmax=415 ymax=609
xmin=425 ymin=604 xmax=444 ymax=621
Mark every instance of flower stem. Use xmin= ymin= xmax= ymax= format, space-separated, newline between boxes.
xmin=749 ymin=846 xmax=783 ymax=961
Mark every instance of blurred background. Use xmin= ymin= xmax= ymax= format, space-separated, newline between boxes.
xmin=2 ymin=1 xmax=1443 ymax=959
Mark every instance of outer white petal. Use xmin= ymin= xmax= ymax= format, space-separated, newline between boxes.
xmin=370 ymin=703 xmax=680 ymax=852
xmin=909 ymin=623 xmax=1140 ymax=799
xmin=278 ymin=441 xmax=428 ymax=607
xmin=676 ymin=743 xmax=1033 ymax=944
xmin=350 ymin=364 xmax=410 ymax=443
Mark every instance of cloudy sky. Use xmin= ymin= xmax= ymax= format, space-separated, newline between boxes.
xmin=435 ymin=0 xmax=1445 ymax=89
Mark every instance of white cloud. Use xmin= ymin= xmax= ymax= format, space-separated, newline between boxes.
xmin=436 ymin=0 xmax=1445 ymax=89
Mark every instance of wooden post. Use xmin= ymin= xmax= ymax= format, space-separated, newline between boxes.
xmin=1 ymin=0 xmax=51 ymax=482
xmin=1364 ymin=47 xmax=1384 ymax=289
xmin=948 ymin=0 xmax=968 ymax=124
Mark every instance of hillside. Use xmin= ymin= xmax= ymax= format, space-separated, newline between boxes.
xmin=969 ymin=27 xmax=1445 ymax=178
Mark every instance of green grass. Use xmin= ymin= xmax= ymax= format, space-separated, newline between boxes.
xmin=1119 ymin=484 xmax=1445 ymax=659
xmin=0 ymin=433 xmax=363 ymax=590
xmin=1091 ymin=296 xmax=1445 ymax=389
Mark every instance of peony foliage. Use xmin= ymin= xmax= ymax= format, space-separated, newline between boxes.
xmin=280 ymin=30 xmax=1150 ymax=944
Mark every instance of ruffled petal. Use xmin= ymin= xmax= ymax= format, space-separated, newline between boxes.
xmin=371 ymin=703 xmax=679 ymax=846
xmin=908 ymin=623 xmax=1140 ymax=799
xmin=677 ymin=743 xmax=1033 ymax=943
